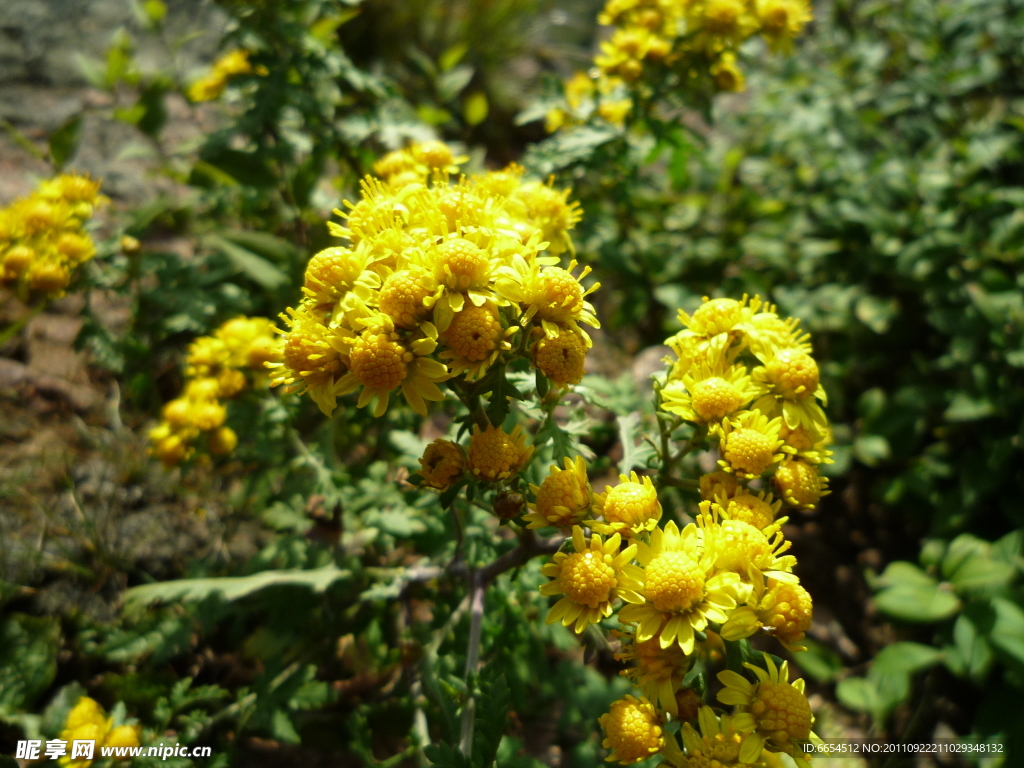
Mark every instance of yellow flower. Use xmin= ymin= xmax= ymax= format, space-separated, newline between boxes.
xmin=418 ymin=439 xmax=467 ymax=490
xmin=679 ymin=295 xmax=759 ymax=339
xmin=511 ymin=180 xmax=583 ymax=256
xmin=499 ymin=259 xmax=600 ymax=343
xmin=267 ymin=305 xmax=346 ymax=416
xmin=699 ymin=470 xmax=740 ymax=501
xmin=215 ymin=316 xmax=278 ymax=369
xmin=301 ymin=245 xmax=381 ymax=319
xmin=687 ymin=0 xmax=760 ymax=52
xmin=598 ymin=694 xmax=665 ymax=764
xmin=422 ymin=236 xmax=502 ymax=332
xmin=541 ymin=526 xmax=637 ymax=633
xmin=438 ymin=302 xmax=515 ymax=381
xmin=716 ymin=410 xmax=785 ymax=479
xmin=717 ymin=653 xmax=817 ymax=763
xmin=751 ymin=362 xmax=828 ymax=436
xmin=618 ymin=521 xmax=748 ymax=654
xmin=467 ymin=423 xmax=534 ymax=481
xmin=661 ymin=362 xmax=762 ymax=423
xmin=718 ymin=490 xmax=782 ymax=531
xmin=524 ymin=456 xmax=591 ymax=529
xmin=711 ymin=51 xmax=746 ymax=92
xmin=335 ymin=177 xmax=411 ymax=245
xmin=212 ymin=49 xmax=254 ymax=78
xmin=188 ymin=74 xmax=226 ymax=102
xmin=661 ymin=706 xmax=764 ymax=768
xmin=614 ymin=628 xmax=692 ymax=716
xmin=756 ymin=0 xmax=812 ymax=52
xmin=564 ymin=71 xmax=595 ymax=110
xmin=377 ymin=268 xmax=434 ymax=329
xmin=208 ymin=425 xmax=238 ymax=455
xmin=698 ymin=501 xmax=796 ymax=583
xmin=334 ymin=314 xmax=447 ymax=417
xmin=597 ymin=97 xmax=633 ymax=126
xmin=779 ymin=422 xmax=833 ymax=464
xmin=772 ymin=458 xmax=830 ymax=510
xmin=589 ymin=472 xmax=662 ymax=537
xmin=410 ymin=140 xmax=461 ymax=172
xmin=532 ymin=325 xmax=588 ymax=387
xmin=58 ymin=696 xmax=140 ymax=768
xmin=722 ymin=572 xmax=813 ymax=650
xmin=744 ymin=304 xmax=812 ymax=356
xmin=373 ymin=148 xmax=420 ymax=180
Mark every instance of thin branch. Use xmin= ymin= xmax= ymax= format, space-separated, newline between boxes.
xmin=479 ymin=530 xmax=566 ymax=584
xmin=458 ymin=571 xmax=486 ymax=756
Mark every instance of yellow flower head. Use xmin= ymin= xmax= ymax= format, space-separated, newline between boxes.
xmin=718 ymin=489 xmax=782 ymax=531
xmin=618 ymin=521 xmax=748 ymax=654
xmin=687 ymin=0 xmax=760 ymax=52
xmin=711 ymin=51 xmax=746 ymax=92
xmin=679 ymin=295 xmax=759 ymax=339
xmin=698 ymin=501 xmax=796 ymax=583
xmin=661 ymin=706 xmax=764 ymax=768
xmin=208 ymin=425 xmax=239 ymax=455
xmin=721 ymin=570 xmax=814 ymax=652
xmin=589 ymin=472 xmax=662 ymax=537
xmin=699 ymin=470 xmax=741 ymax=501
xmin=717 ymin=410 xmax=785 ymax=479
xmin=598 ymin=694 xmax=665 ymax=764
xmin=717 ymin=653 xmax=815 ymax=756
xmin=773 ymin=458 xmax=830 ymax=510
xmin=378 ymin=268 xmax=434 ymax=329
xmin=756 ymin=0 xmax=812 ymax=52
xmin=438 ymin=301 xmax=515 ymax=381
xmin=410 ymin=140 xmax=459 ymax=171
xmin=752 ymin=348 xmax=829 ymax=433
xmin=614 ymin=628 xmax=692 ymax=716
xmin=215 ymin=316 xmax=278 ymax=369
xmin=564 ymin=71 xmax=596 ymax=110
xmin=541 ymin=526 xmax=637 ymax=633
xmin=373 ymin=148 xmax=420 ymax=180
xmin=467 ymin=423 xmax=534 ymax=481
xmin=301 ymin=245 xmax=381 ymax=317
xmin=418 ymin=439 xmax=467 ymax=490
xmin=423 ymin=236 xmax=502 ymax=332
xmin=661 ymin=362 xmax=762 ymax=424
xmin=334 ymin=314 xmax=447 ymax=417
xmin=501 ymin=259 xmax=600 ymax=344
xmin=532 ymin=325 xmax=588 ymax=387
xmin=268 ymin=304 xmax=346 ymax=416
xmin=744 ymin=304 xmax=812 ymax=355
xmin=779 ymin=422 xmax=833 ymax=464
xmin=525 ymin=456 xmax=592 ymax=529
xmin=597 ymin=97 xmax=634 ymax=126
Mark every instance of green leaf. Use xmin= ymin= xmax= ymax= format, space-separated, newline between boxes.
xmin=439 ymin=479 xmax=467 ymax=510
xmin=868 ymin=642 xmax=943 ymax=717
xmin=437 ymin=65 xmax=474 ymax=102
xmin=794 ymin=638 xmax=844 ymax=682
xmin=945 ymin=610 xmax=994 ymax=682
xmin=205 ymin=234 xmax=289 ymax=290
xmin=220 ymin=230 xmax=299 ymax=264
xmin=989 ymin=598 xmax=1024 ymax=673
xmin=464 ymin=92 xmax=489 ymax=126
xmin=473 ymin=671 xmax=510 ymax=768
xmin=944 ymin=392 xmax=995 ymax=422
xmin=0 ymin=614 xmax=60 ymax=712
xmin=122 ymin=565 xmax=351 ymax=612
xmin=49 ymin=115 xmax=83 ymax=170
xmin=617 ymin=412 xmax=655 ymax=473
xmin=872 ymin=560 xmax=937 ymax=589
xmin=836 ymin=677 xmax=881 ymax=718
xmin=424 ymin=741 xmax=472 ymax=768
xmin=484 ymin=365 xmax=525 ymax=428
xmin=853 ymin=434 xmax=891 ymax=466
xmin=874 ymin=582 xmax=961 ymax=623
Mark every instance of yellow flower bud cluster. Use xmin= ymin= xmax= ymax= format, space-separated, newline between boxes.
xmin=59 ymin=696 xmax=141 ymax=768
xmin=149 ymin=316 xmax=279 ymax=467
xmin=187 ymin=49 xmax=266 ymax=102
xmin=269 ymin=143 xmax=598 ymax=422
xmin=0 ymin=174 xmax=104 ymax=299
xmin=662 ymin=294 xmax=833 ymax=508
xmin=523 ymin=295 xmax=827 ymax=765
xmin=547 ymin=0 xmax=812 ymax=131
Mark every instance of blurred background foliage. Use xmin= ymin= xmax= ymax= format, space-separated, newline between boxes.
xmin=0 ymin=0 xmax=1022 ymax=765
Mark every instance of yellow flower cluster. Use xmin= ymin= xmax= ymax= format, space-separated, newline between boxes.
xmin=271 ymin=141 xmax=596 ymax=429
xmin=59 ymin=696 xmax=141 ymax=768
xmin=149 ymin=316 xmax=279 ymax=467
xmin=664 ymin=294 xmax=832 ymax=509
xmin=528 ymin=297 xmax=826 ymax=765
xmin=0 ymin=174 xmax=103 ymax=299
xmin=188 ymin=49 xmax=266 ymax=102
xmin=547 ymin=0 xmax=811 ymax=129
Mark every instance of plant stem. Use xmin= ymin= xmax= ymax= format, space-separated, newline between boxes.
xmin=458 ymin=570 xmax=486 ymax=757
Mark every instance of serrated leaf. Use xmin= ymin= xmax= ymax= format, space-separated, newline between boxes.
xmin=0 ymin=614 xmax=60 ymax=711
xmin=484 ymin=366 xmax=525 ymax=427
xmin=473 ymin=672 xmax=510 ymax=768
xmin=617 ymin=412 xmax=655 ymax=473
